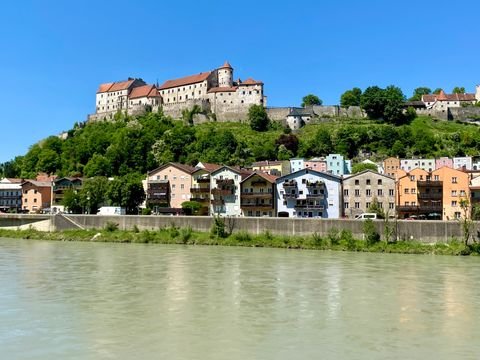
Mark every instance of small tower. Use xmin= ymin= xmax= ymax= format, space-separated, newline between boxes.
xmin=218 ymin=61 xmax=233 ymax=88
xmin=476 ymin=85 xmax=480 ymax=102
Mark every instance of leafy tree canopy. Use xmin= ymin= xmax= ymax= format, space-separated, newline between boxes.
xmin=340 ymin=87 xmax=362 ymax=107
xmin=409 ymin=87 xmax=432 ymax=101
xmin=452 ymin=86 xmax=466 ymax=94
xmin=248 ymin=104 xmax=270 ymax=132
xmin=351 ymin=162 xmax=378 ymax=174
xmin=301 ymin=94 xmax=323 ymax=107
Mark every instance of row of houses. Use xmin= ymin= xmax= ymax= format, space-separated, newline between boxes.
xmin=145 ymin=161 xmax=475 ymax=221
xmin=0 ymin=176 xmax=83 ymax=213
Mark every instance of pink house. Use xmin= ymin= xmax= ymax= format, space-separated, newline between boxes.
xmin=304 ymin=157 xmax=327 ymax=173
xmin=435 ymin=157 xmax=453 ymax=170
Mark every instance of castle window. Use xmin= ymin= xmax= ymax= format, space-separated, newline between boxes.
xmin=249 ymin=91 xmax=252 ymax=95
xmin=192 ymin=92 xmax=194 ymax=96
xmin=223 ymin=100 xmax=226 ymax=103
xmin=241 ymin=100 xmax=244 ymax=103
xmin=199 ymin=91 xmax=201 ymax=95
xmin=229 ymin=93 xmax=231 ymax=96
xmin=179 ymin=96 xmax=182 ymax=100
xmin=186 ymin=95 xmax=188 ymax=99
xmin=242 ymin=91 xmax=245 ymax=95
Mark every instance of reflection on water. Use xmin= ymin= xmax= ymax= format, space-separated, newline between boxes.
xmin=0 ymin=238 xmax=479 ymax=359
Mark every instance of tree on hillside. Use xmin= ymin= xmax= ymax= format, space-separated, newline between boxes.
xmin=433 ymin=88 xmax=443 ymax=94
xmin=248 ymin=104 xmax=270 ymax=132
xmin=360 ymin=85 xmax=407 ymax=125
xmin=80 ymin=177 xmax=109 ymax=214
xmin=452 ymin=86 xmax=466 ymax=94
xmin=340 ymin=87 xmax=362 ymax=107
xmin=301 ymin=94 xmax=322 ymax=107
xmin=360 ymin=86 xmax=385 ymax=120
xmin=351 ymin=162 xmax=378 ymax=174
xmin=62 ymin=189 xmax=83 ymax=214
xmin=106 ymin=174 xmax=145 ymax=214
xmin=275 ymin=134 xmax=299 ymax=155
xmin=409 ymin=87 xmax=431 ymax=101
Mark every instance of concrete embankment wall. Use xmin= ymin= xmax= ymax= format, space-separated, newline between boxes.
xmin=66 ymin=215 xmax=467 ymax=244
xmin=0 ymin=214 xmax=471 ymax=243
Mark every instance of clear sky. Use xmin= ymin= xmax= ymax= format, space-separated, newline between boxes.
xmin=0 ymin=0 xmax=479 ymax=163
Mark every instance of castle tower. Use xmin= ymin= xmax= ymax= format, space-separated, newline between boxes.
xmin=476 ymin=85 xmax=480 ymax=102
xmin=218 ymin=61 xmax=233 ymax=88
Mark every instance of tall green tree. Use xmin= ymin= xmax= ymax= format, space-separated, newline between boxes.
xmin=301 ymin=94 xmax=323 ymax=107
xmin=106 ymin=174 xmax=145 ymax=214
xmin=452 ymin=86 xmax=466 ymax=94
xmin=340 ymin=87 xmax=362 ymax=107
xmin=248 ymin=105 xmax=270 ymax=132
xmin=433 ymin=88 xmax=443 ymax=94
xmin=409 ymin=87 xmax=431 ymax=101
xmin=80 ymin=177 xmax=109 ymax=214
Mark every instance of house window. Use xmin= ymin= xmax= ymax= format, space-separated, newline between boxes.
xmin=344 ymin=189 xmax=349 ymax=196
xmin=378 ymin=179 xmax=382 ymax=185
xmin=452 ymin=200 xmax=457 ymax=207
xmin=355 ymin=189 xmax=360 ymax=196
xmin=378 ymin=189 xmax=383 ymax=196
xmin=344 ymin=202 xmax=349 ymax=209
xmin=355 ymin=180 xmax=359 ymax=185
xmin=404 ymin=188 xmax=409 ymax=194
xmin=411 ymin=188 xmax=416 ymax=194
xmin=366 ymin=189 xmax=371 ymax=197
xmin=389 ymin=189 xmax=394 ymax=196
xmin=389 ymin=202 xmax=394 ymax=209
xmin=366 ymin=179 xmax=371 ymax=185
xmin=451 ymin=190 xmax=457 ymax=197
xmin=354 ymin=202 xmax=360 ymax=209
xmin=452 ymin=177 xmax=458 ymax=184
xmin=366 ymin=202 xmax=371 ymax=208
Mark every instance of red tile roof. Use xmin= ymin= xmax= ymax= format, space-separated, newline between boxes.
xmin=129 ymin=85 xmax=160 ymax=99
xmin=252 ymin=160 xmax=284 ymax=167
xmin=159 ymin=72 xmax=211 ymax=90
xmin=219 ymin=61 xmax=233 ymax=69
xmin=422 ymin=92 xmax=476 ymax=102
xmin=97 ymin=82 xmax=114 ymax=93
xmin=200 ymin=163 xmax=223 ymax=173
xmin=207 ymin=86 xmax=238 ymax=93
xmin=239 ymin=78 xmax=263 ymax=86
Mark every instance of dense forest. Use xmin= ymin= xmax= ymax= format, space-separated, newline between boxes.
xmin=2 ymin=109 xmax=480 ymax=180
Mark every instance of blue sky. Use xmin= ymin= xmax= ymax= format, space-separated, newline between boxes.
xmin=0 ymin=0 xmax=479 ymax=163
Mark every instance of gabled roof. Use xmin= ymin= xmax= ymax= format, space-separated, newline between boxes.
xmin=148 ymin=162 xmax=196 ymax=176
xmin=22 ymin=180 xmax=52 ymax=187
xmin=287 ymin=107 xmax=312 ymax=116
xmin=241 ymin=171 xmax=278 ymax=184
xmin=194 ymin=162 xmax=222 ymax=173
xmin=129 ymin=85 xmax=160 ymax=99
xmin=1 ymin=178 xmax=23 ymax=184
xmin=276 ymin=168 xmax=342 ymax=183
xmin=343 ymin=169 xmax=394 ymax=182
xmin=97 ymin=78 xmax=144 ymax=93
xmin=159 ymin=72 xmax=212 ymax=90
xmin=54 ymin=177 xmax=83 ymax=184
xmin=239 ymin=77 xmax=263 ymax=86
xmin=207 ymin=86 xmax=238 ymax=93
xmin=210 ymin=165 xmax=248 ymax=177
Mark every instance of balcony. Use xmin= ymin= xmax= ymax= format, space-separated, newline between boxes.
xmin=418 ymin=192 xmax=442 ymax=200
xmin=306 ymin=180 xmax=324 ymax=188
xmin=242 ymin=192 xmax=273 ymax=198
xmin=190 ymin=187 xmax=210 ymax=195
xmin=306 ymin=193 xmax=324 ymax=199
xmin=216 ymin=179 xmax=234 ymax=186
xmin=295 ymin=203 xmax=324 ymax=209
xmin=251 ymin=179 xmax=267 ymax=186
xmin=197 ymin=177 xmax=210 ymax=183
xmin=211 ymin=188 xmax=233 ymax=196
xmin=241 ymin=202 xmax=274 ymax=209
xmin=211 ymin=198 xmax=225 ymax=205
xmin=283 ymin=193 xmax=298 ymax=199
xmin=283 ymin=180 xmax=297 ymax=188
xmin=397 ymin=204 xmax=442 ymax=213
xmin=417 ymin=180 xmax=443 ymax=188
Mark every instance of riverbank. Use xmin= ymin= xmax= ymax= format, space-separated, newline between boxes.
xmin=1 ymin=226 xmax=479 ymax=256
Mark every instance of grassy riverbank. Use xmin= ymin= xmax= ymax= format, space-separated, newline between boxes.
xmin=1 ymin=225 xmax=479 ymax=256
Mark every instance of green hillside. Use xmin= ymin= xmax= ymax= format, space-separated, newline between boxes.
xmin=2 ymin=111 xmax=480 ymax=180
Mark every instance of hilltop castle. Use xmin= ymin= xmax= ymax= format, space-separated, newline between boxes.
xmin=88 ymin=62 xmax=266 ymax=122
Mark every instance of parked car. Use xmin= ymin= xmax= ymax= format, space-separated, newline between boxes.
xmin=354 ymin=213 xmax=378 ymax=220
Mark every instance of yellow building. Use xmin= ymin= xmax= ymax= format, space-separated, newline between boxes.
xmin=251 ymin=160 xmax=290 ymax=177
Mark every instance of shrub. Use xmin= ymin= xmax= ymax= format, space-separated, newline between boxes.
xmin=327 ymin=228 xmax=340 ymax=245
xmin=312 ymin=232 xmax=324 ymax=247
xmin=233 ymin=231 xmax=252 ymax=242
xmin=340 ymin=229 xmax=356 ymax=250
xmin=104 ymin=221 xmax=119 ymax=232
xmin=363 ymin=219 xmax=380 ymax=246
xmin=141 ymin=208 xmax=152 ymax=215
xmin=179 ymin=227 xmax=192 ymax=243
xmin=132 ymin=225 xmax=139 ymax=233
xmin=210 ymin=215 xmax=227 ymax=238
xmin=167 ymin=224 xmax=179 ymax=239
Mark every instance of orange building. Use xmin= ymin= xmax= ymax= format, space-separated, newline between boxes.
xmin=383 ymin=157 xmax=401 ymax=178
xmin=22 ymin=180 xmax=52 ymax=213
xmin=396 ymin=168 xmax=429 ymax=219
xmin=432 ymin=167 xmax=470 ymax=220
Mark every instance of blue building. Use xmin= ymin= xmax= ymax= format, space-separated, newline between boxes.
xmin=326 ymin=154 xmax=352 ymax=175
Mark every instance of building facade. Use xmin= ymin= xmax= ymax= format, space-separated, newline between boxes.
xmin=251 ymin=160 xmax=290 ymax=177
xmin=304 ymin=157 xmax=327 ymax=173
xmin=210 ymin=166 xmax=250 ymax=216
xmin=146 ymin=163 xmax=196 ymax=210
xmin=191 ymin=163 xmax=222 ymax=215
xmin=0 ymin=178 xmax=22 ymax=212
xmin=436 ymin=157 xmax=453 ymax=169
xmin=400 ymin=158 xmax=435 ymax=172
xmin=326 ymin=154 xmax=352 ymax=175
xmin=240 ymin=172 xmax=277 ymax=217
xmin=383 ymin=157 xmax=401 ymax=178
xmin=53 ymin=177 xmax=83 ymax=206
xmin=22 ymin=180 xmax=52 ymax=213
xmin=342 ymin=171 xmax=396 ymax=219
xmin=275 ymin=169 xmax=342 ymax=218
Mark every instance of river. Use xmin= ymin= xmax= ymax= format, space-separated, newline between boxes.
xmin=0 ymin=238 xmax=479 ymax=359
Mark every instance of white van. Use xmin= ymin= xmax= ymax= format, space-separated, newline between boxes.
xmin=354 ymin=213 xmax=378 ymax=220
xmin=97 ymin=206 xmax=126 ymax=215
